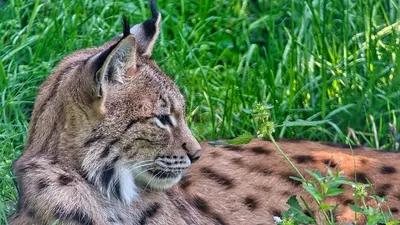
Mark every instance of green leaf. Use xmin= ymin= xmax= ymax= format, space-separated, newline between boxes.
xmin=387 ymin=220 xmax=400 ymax=225
xmin=306 ymin=170 xmax=323 ymax=183
xmin=0 ymin=58 xmax=6 ymax=88
xmin=207 ymin=132 xmax=253 ymax=147
xmin=326 ymin=188 xmax=345 ymax=196
xmin=336 ymin=180 xmax=356 ymax=186
xmin=349 ymin=204 xmax=365 ymax=214
xmin=207 ymin=141 xmax=228 ymax=147
xmin=226 ymin=132 xmax=253 ymax=145
xmin=319 ymin=204 xmax=334 ymax=210
xmin=289 ymin=176 xmax=305 ymax=183
xmin=303 ymin=185 xmax=323 ymax=201
xmin=282 ymin=196 xmax=316 ymax=224
xmin=286 ymin=196 xmax=302 ymax=212
xmin=371 ymin=195 xmax=387 ymax=203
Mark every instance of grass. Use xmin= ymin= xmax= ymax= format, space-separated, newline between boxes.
xmin=0 ymin=0 xmax=399 ymax=223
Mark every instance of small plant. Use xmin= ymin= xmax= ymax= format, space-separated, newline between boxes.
xmin=252 ymin=103 xmax=399 ymax=225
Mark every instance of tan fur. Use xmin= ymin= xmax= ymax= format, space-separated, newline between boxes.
xmin=9 ymin=3 xmax=400 ymax=225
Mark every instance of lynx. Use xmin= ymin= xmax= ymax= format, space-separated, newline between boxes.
xmin=9 ymin=1 xmax=400 ymax=224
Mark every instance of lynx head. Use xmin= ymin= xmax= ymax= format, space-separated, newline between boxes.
xmin=43 ymin=0 xmax=202 ymax=204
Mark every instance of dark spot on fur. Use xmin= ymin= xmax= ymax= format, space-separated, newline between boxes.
xmin=37 ymin=178 xmax=49 ymax=191
xmin=243 ymin=196 xmax=258 ymax=211
xmin=115 ymin=214 xmax=123 ymax=223
xmin=107 ymin=217 xmax=117 ymax=222
xmin=49 ymin=155 xmax=58 ymax=165
xmin=248 ymin=164 xmax=273 ymax=176
xmin=192 ymin=196 xmax=210 ymax=213
xmin=27 ymin=208 xmax=36 ymax=217
xmin=293 ymin=155 xmax=314 ymax=164
xmin=200 ymin=167 xmax=234 ymax=189
xmin=27 ymin=162 xmax=40 ymax=169
xmin=209 ymin=151 xmax=221 ymax=158
xmin=59 ymin=174 xmax=74 ymax=185
xmin=360 ymin=158 xmax=368 ymax=165
xmin=123 ymin=144 xmax=132 ymax=151
xmin=190 ymin=196 xmax=228 ymax=224
xmin=159 ymin=95 xmax=168 ymax=108
xmin=124 ymin=118 xmax=139 ymax=133
xmin=390 ymin=207 xmax=399 ymax=213
xmin=100 ymin=138 xmax=120 ymax=158
xmin=19 ymin=162 xmax=41 ymax=173
xmin=222 ymin=145 xmax=243 ymax=152
xmin=214 ymin=216 xmax=227 ymax=225
xmin=271 ymin=208 xmax=282 ymax=217
xmin=179 ymin=175 xmax=192 ymax=190
xmin=282 ymin=172 xmax=302 ymax=186
xmin=81 ymin=170 xmax=94 ymax=185
xmin=380 ymin=166 xmax=396 ymax=174
xmin=343 ymin=199 xmax=354 ymax=205
xmin=354 ymin=172 xmax=370 ymax=184
xmin=138 ymin=202 xmax=161 ymax=225
xmin=83 ymin=135 xmax=104 ymax=147
xmin=322 ymin=159 xmax=337 ymax=167
xmin=230 ymin=157 xmax=244 ymax=165
xmin=256 ymin=185 xmax=272 ymax=193
xmin=54 ymin=205 xmax=93 ymax=225
xmin=376 ymin=183 xmax=392 ymax=196
xmin=101 ymin=157 xmax=119 ymax=188
xmin=251 ymin=146 xmax=271 ymax=155
xmin=381 ymin=183 xmax=392 ymax=190
xmin=391 ymin=207 xmax=399 ymax=213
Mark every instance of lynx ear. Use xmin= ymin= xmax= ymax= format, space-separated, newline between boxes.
xmin=90 ymin=34 xmax=136 ymax=98
xmin=129 ymin=0 xmax=161 ymax=57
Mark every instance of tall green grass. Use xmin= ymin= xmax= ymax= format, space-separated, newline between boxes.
xmin=1 ymin=0 xmax=399 ymax=222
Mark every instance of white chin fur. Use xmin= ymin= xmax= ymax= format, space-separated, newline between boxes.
xmin=117 ymin=164 xmax=139 ymax=204
xmin=147 ymin=174 xmax=182 ymax=189
xmin=132 ymin=168 xmax=182 ymax=190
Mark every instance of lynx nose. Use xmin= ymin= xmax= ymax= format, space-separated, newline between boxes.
xmin=188 ymin=149 xmax=201 ymax=163
xmin=182 ymin=142 xmax=202 ymax=163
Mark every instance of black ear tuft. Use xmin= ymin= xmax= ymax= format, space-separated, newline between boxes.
xmin=150 ymin=0 xmax=158 ymax=19
xmin=122 ymin=15 xmax=130 ymax=38
xmin=142 ymin=0 xmax=159 ymax=38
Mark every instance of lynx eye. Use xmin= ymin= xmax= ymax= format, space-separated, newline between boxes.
xmin=156 ymin=115 xmax=174 ymax=127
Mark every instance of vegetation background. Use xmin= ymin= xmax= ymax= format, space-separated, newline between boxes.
xmin=0 ymin=0 xmax=399 ymax=222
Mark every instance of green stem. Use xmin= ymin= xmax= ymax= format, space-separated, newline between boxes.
xmin=268 ymin=134 xmax=306 ymax=181
xmin=269 ymin=134 xmax=332 ymax=223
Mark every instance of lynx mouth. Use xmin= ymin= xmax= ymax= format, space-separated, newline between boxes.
xmin=131 ymin=165 xmax=184 ymax=190
xmin=147 ymin=169 xmax=181 ymax=179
